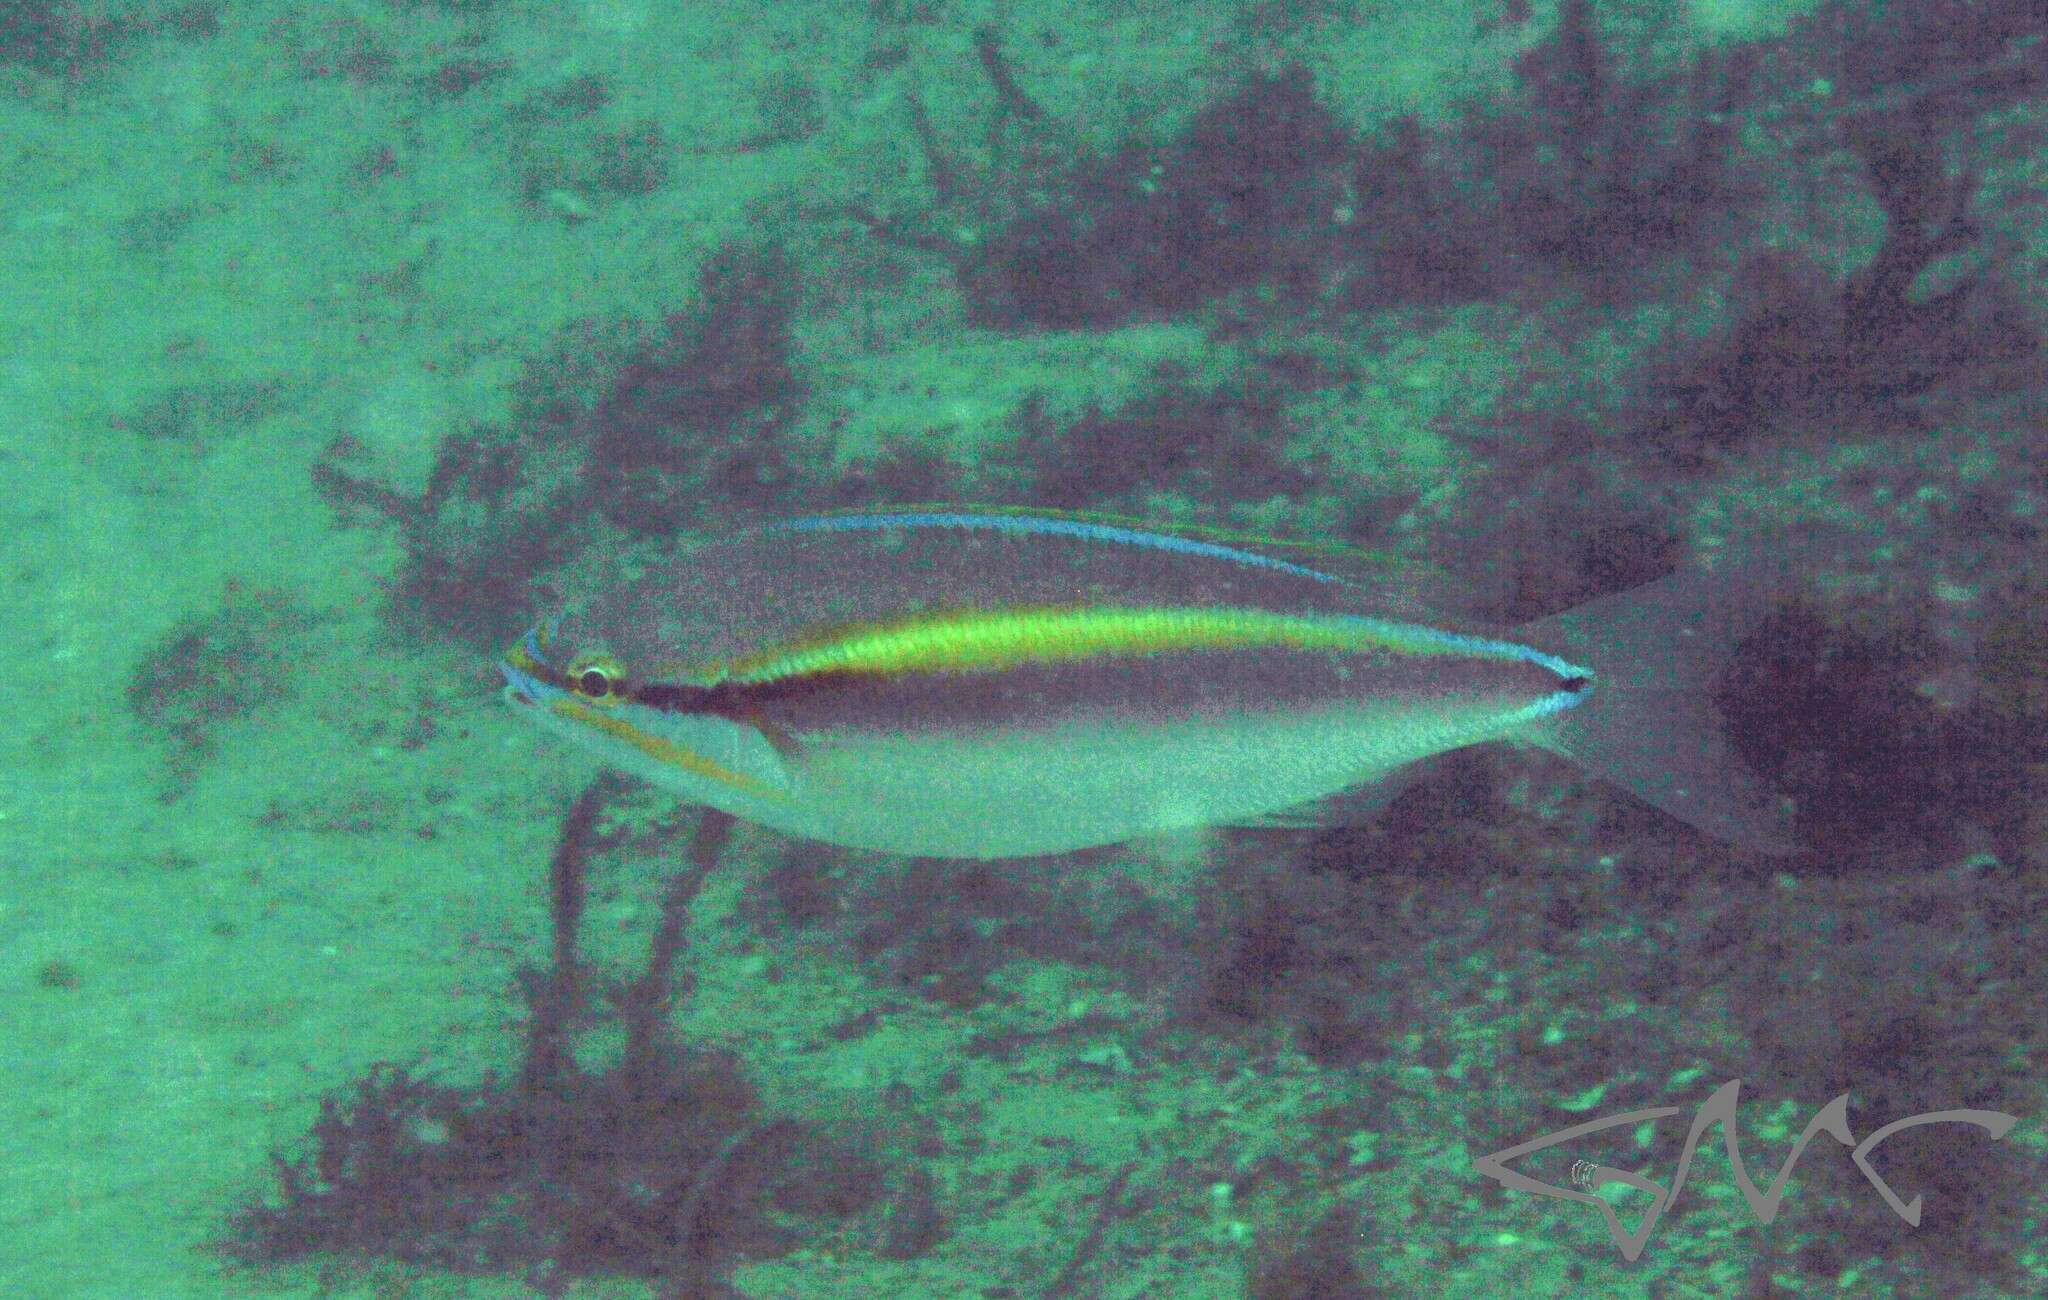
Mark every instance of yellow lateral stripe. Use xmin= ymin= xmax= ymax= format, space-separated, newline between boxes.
xmin=712 ymin=604 xmax=1457 ymax=685
xmin=553 ymin=697 xmax=786 ymax=802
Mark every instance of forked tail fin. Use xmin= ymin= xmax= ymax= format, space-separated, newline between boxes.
xmin=1518 ymin=565 xmax=1799 ymax=855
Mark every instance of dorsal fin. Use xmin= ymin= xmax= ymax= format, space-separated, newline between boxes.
xmin=767 ymin=505 xmax=1484 ymax=625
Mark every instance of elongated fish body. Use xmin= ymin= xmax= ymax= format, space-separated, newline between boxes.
xmin=501 ymin=511 xmax=1795 ymax=858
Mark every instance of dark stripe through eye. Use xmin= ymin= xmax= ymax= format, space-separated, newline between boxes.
xmin=633 ymin=682 xmax=716 ymax=711
xmin=631 ymin=673 xmax=855 ymax=717
xmin=1559 ymin=674 xmax=1591 ymax=693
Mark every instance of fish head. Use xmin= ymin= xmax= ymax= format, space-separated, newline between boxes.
xmin=500 ymin=602 xmax=795 ymax=808
xmin=500 ymin=609 xmax=634 ymax=717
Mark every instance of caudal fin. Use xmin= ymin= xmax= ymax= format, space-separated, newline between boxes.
xmin=1519 ymin=565 xmax=1799 ymax=855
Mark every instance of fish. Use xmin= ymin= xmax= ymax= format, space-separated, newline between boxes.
xmin=499 ymin=509 xmax=1797 ymax=859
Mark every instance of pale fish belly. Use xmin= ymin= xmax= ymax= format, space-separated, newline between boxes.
xmin=754 ymin=693 xmax=1517 ymax=857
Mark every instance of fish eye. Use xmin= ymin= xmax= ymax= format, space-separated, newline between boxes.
xmin=566 ymin=654 xmax=626 ymax=700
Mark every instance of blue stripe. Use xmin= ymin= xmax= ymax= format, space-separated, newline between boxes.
xmin=773 ymin=510 xmax=1350 ymax=586
xmin=776 ymin=512 xmax=1590 ymax=681
xmin=1334 ymin=616 xmax=1588 ymax=679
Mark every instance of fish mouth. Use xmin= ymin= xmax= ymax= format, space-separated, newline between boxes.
xmin=501 ymin=658 xmax=548 ymax=703
xmin=500 ymin=621 xmax=560 ymax=709
xmin=500 ymin=641 xmax=551 ymax=709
